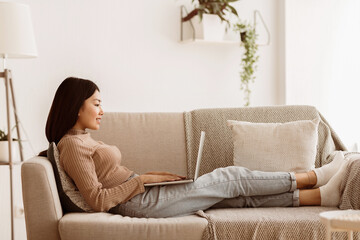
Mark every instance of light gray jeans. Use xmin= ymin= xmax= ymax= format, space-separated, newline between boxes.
xmin=109 ymin=166 xmax=299 ymax=218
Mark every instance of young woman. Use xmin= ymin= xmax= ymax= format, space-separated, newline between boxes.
xmin=42 ymin=77 xmax=348 ymax=218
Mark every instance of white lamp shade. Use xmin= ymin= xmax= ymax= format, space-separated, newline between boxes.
xmin=0 ymin=2 xmax=37 ymax=58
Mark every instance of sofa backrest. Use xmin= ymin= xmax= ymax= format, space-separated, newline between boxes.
xmin=89 ymin=112 xmax=187 ymax=176
xmin=184 ymin=105 xmax=347 ymax=177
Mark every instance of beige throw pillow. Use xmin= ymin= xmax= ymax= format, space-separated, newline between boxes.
xmin=227 ymin=119 xmax=319 ymax=172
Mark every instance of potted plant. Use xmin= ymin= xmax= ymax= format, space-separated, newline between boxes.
xmin=234 ymin=21 xmax=259 ymax=106
xmin=182 ymin=0 xmax=240 ymax=41
xmin=0 ymin=128 xmax=19 ymax=163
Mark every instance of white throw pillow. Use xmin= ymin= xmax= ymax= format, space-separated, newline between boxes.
xmin=227 ymin=118 xmax=319 ymax=172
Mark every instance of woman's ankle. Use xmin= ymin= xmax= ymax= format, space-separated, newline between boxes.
xmin=295 ymin=171 xmax=317 ymax=189
xmin=308 ymin=171 xmax=317 ymax=187
xmin=299 ymin=188 xmax=321 ymax=206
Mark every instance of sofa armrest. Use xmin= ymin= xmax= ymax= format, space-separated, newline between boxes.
xmin=21 ymin=156 xmax=63 ymax=240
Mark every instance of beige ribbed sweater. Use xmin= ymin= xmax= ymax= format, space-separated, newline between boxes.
xmin=57 ymin=129 xmax=145 ymax=212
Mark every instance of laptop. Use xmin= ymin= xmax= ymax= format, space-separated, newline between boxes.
xmin=144 ymin=131 xmax=205 ymax=187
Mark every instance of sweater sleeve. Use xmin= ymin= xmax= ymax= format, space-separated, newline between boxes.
xmin=59 ymin=137 xmax=145 ymax=212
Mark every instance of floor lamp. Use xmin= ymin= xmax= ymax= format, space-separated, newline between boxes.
xmin=0 ymin=2 xmax=37 ymax=240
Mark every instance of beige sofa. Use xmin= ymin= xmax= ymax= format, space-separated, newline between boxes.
xmin=22 ymin=106 xmax=350 ymax=240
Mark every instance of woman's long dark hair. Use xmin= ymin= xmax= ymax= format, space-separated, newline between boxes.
xmin=39 ymin=77 xmax=99 ymax=156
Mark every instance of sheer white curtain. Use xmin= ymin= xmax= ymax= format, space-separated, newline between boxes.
xmin=326 ymin=0 xmax=360 ymax=149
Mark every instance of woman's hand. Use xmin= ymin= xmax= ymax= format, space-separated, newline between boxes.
xmin=139 ymin=172 xmax=186 ymax=184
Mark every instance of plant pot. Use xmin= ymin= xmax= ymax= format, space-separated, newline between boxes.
xmin=240 ymin=31 xmax=247 ymax=42
xmin=193 ymin=14 xmax=226 ymax=41
xmin=0 ymin=141 xmax=19 ymax=163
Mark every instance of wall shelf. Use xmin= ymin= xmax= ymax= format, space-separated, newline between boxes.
xmin=0 ymin=162 xmax=21 ymax=165
xmin=180 ymin=39 xmax=241 ymax=45
xmin=180 ymin=6 xmax=270 ymax=46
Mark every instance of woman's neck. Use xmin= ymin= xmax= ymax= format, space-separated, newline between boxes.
xmin=67 ymin=128 xmax=87 ymax=135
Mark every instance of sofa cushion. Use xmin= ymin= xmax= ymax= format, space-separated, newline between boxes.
xmin=47 ymin=142 xmax=92 ymax=213
xmin=59 ymin=212 xmax=207 ymax=240
xmin=227 ymin=119 xmax=319 ymax=172
xmin=200 ymin=207 xmax=344 ymax=240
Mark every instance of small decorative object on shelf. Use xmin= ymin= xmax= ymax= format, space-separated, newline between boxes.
xmin=180 ymin=5 xmax=270 ymax=45
xmin=181 ymin=0 xmax=240 ymax=41
xmin=0 ymin=128 xmax=6 ymax=140
xmin=233 ymin=20 xmax=259 ymax=107
xmin=182 ymin=0 xmax=240 ymax=26
xmin=0 ymin=128 xmax=20 ymax=163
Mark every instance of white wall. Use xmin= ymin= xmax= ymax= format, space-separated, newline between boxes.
xmin=285 ymin=0 xmax=360 ymax=149
xmin=0 ymin=0 xmax=284 ymax=239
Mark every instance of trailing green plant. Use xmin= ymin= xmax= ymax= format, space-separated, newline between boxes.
xmin=234 ymin=21 xmax=259 ymax=107
xmin=182 ymin=0 xmax=240 ymax=28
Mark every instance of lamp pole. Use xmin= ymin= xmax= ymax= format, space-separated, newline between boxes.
xmin=4 ymin=69 xmax=15 ymax=240
xmin=0 ymin=56 xmax=14 ymax=240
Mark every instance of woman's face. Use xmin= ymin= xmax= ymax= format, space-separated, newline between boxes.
xmin=74 ymin=90 xmax=104 ymax=130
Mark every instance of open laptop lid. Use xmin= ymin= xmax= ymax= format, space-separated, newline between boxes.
xmin=194 ymin=131 xmax=205 ymax=181
xmin=143 ymin=131 xmax=205 ymax=186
